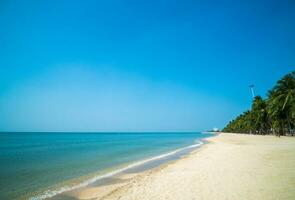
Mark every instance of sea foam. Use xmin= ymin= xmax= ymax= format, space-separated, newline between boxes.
xmin=30 ymin=140 xmax=203 ymax=200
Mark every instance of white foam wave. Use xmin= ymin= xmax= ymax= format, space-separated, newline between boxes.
xmin=30 ymin=140 xmax=203 ymax=200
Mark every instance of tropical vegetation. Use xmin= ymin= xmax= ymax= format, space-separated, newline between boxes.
xmin=223 ymin=71 xmax=295 ymax=136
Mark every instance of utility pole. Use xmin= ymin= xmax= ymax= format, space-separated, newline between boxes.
xmin=249 ymin=84 xmax=255 ymax=135
xmin=249 ymin=84 xmax=255 ymax=99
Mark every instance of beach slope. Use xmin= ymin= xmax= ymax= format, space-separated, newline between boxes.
xmin=74 ymin=133 xmax=295 ymax=200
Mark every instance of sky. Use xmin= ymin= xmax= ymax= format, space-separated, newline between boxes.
xmin=0 ymin=0 xmax=294 ymax=132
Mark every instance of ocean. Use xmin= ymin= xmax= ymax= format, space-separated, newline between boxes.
xmin=0 ymin=132 xmax=212 ymax=200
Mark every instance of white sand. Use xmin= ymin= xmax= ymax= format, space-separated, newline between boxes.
xmin=70 ymin=133 xmax=295 ymax=200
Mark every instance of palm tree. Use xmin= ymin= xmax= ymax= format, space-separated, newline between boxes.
xmin=267 ymin=71 xmax=295 ymax=135
xmin=223 ymin=71 xmax=295 ymax=136
xmin=251 ymin=96 xmax=270 ymax=134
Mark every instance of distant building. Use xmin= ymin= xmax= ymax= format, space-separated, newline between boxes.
xmin=213 ymin=127 xmax=219 ymax=132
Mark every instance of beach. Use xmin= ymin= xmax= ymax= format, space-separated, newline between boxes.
xmin=67 ymin=133 xmax=295 ymax=200
xmin=0 ymin=132 xmax=210 ymax=200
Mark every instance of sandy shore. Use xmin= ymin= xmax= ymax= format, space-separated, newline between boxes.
xmin=67 ymin=133 xmax=295 ymax=200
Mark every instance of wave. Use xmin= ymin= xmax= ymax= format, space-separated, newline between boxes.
xmin=30 ymin=140 xmax=203 ymax=200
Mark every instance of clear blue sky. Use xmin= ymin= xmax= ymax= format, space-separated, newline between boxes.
xmin=0 ymin=0 xmax=294 ymax=132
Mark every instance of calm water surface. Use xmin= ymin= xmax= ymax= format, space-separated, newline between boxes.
xmin=0 ymin=132 xmax=212 ymax=200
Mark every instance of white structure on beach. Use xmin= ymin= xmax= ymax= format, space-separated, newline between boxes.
xmin=213 ymin=127 xmax=219 ymax=132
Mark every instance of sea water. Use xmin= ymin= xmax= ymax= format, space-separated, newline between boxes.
xmin=0 ymin=132 xmax=212 ymax=200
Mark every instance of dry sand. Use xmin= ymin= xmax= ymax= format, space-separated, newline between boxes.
xmin=69 ymin=133 xmax=295 ymax=200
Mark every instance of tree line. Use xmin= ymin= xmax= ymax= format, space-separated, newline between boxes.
xmin=223 ymin=71 xmax=295 ymax=136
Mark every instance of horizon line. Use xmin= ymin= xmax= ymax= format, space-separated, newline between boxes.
xmin=0 ymin=131 xmax=206 ymax=134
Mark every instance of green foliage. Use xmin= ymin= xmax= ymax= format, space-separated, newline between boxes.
xmin=223 ymin=71 xmax=295 ymax=136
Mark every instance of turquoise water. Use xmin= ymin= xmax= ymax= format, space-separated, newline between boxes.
xmin=0 ymin=132 xmax=212 ymax=200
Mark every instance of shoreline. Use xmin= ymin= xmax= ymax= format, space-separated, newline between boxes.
xmin=64 ymin=133 xmax=295 ymax=200
xmin=55 ymin=135 xmax=215 ymax=200
xmin=37 ymin=135 xmax=210 ymax=200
